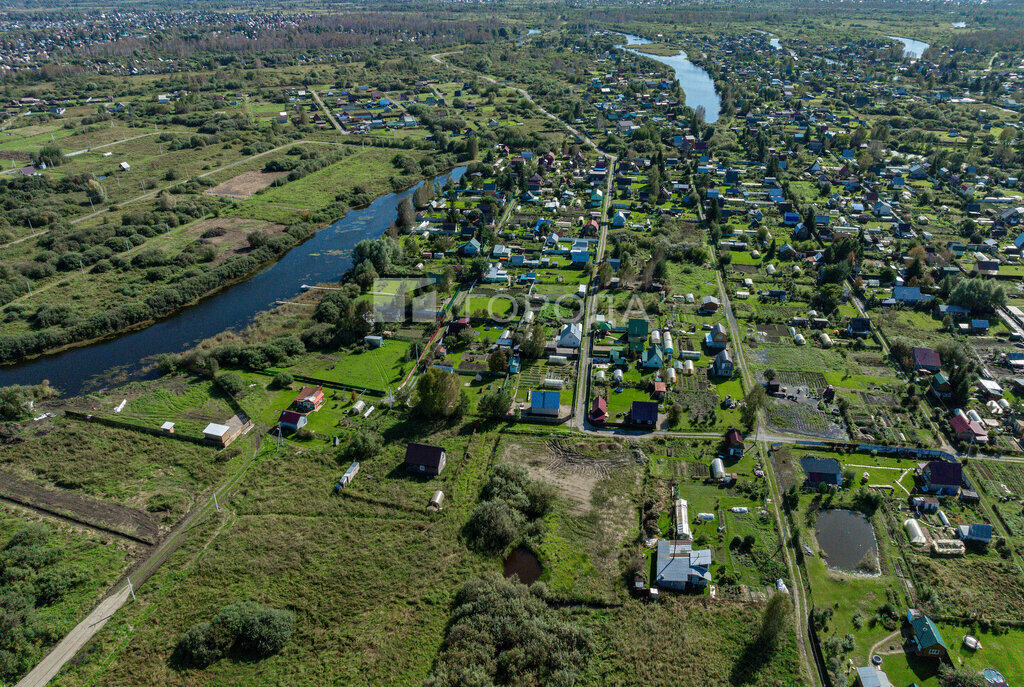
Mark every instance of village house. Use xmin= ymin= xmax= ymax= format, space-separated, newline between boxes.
xmin=906 ymin=611 xmax=948 ymax=661
xmin=800 ymin=457 xmax=842 ymax=487
xmin=654 ymin=540 xmax=712 ymax=590
xmin=530 ymin=390 xmax=561 ymax=417
xmin=630 ymin=400 xmax=659 ymax=429
xmin=404 ymin=443 xmax=447 ymax=475
xmin=293 ymin=386 xmax=325 ymax=413
xmin=920 ymin=460 xmax=963 ymax=495
xmin=725 ymin=428 xmax=744 ymax=458
xmin=712 ymin=350 xmax=734 ymax=377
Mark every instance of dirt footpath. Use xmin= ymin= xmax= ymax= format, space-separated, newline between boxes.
xmin=0 ymin=471 xmax=159 ymax=545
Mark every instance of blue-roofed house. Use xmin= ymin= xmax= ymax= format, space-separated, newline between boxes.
xmin=571 ymin=250 xmax=590 ymax=266
xmin=630 ymin=401 xmax=659 ymax=428
xmin=643 ymin=346 xmax=664 ymax=369
xmin=530 ymin=390 xmax=561 ymax=417
xmin=654 ymin=540 xmax=712 ymax=590
xmin=704 ymin=323 xmax=728 ymax=350
xmin=957 ymin=523 xmax=993 ymax=543
xmin=460 ymin=237 xmax=481 ymax=256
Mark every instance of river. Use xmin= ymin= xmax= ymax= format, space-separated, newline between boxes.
xmin=613 ymin=33 xmax=721 ymax=123
xmin=0 ymin=166 xmax=467 ymax=397
xmin=887 ymin=35 xmax=929 ymax=60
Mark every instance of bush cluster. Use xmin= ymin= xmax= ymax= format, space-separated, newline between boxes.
xmin=0 ymin=526 xmax=85 ymax=682
xmin=463 ymin=464 xmax=555 ymax=555
xmin=174 ymin=601 xmax=294 ymax=669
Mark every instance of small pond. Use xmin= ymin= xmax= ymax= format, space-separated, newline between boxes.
xmin=503 ymin=547 xmax=542 ymax=585
xmin=814 ymin=509 xmax=879 ymax=574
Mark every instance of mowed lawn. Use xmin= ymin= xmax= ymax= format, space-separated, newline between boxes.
xmin=283 ymin=339 xmax=413 ymax=391
xmin=254 ymin=147 xmax=410 ymax=208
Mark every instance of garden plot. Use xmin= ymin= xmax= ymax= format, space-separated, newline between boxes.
xmin=907 ymin=552 xmax=1024 ymax=621
xmin=765 ymin=399 xmax=848 ymax=440
xmin=969 ymin=461 xmax=1024 ymax=535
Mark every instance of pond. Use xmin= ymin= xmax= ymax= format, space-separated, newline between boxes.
xmin=0 ymin=167 xmax=467 ymax=397
xmin=503 ymin=547 xmax=542 ymax=585
xmin=814 ymin=509 xmax=880 ymax=575
xmin=613 ymin=33 xmax=721 ymax=123
xmin=887 ymin=35 xmax=929 ymax=60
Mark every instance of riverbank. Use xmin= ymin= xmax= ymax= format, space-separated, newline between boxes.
xmin=0 ymin=165 xmax=468 ymax=396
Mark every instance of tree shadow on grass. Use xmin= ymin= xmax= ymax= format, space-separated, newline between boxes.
xmin=729 ymin=639 xmax=776 ymax=686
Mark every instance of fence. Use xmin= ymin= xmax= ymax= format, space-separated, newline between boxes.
xmin=64 ymin=410 xmax=219 ymax=446
xmin=256 ymin=372 xmax=386 ymax=397
xmin=791 ymin=439 xmax=956 ymax=463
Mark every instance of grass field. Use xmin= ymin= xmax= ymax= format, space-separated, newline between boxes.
xmin=0 ymin=416 xmax=236 ymax=520
xmin=253 ymin=147 xmax=409 ymax=208
xmin=0 ymin=509 xmax=132 ymax=685
xmin=48 ymin=430 xmax=497 ymax=687
xmin=581 ymin=597 xmax=804 ymax=686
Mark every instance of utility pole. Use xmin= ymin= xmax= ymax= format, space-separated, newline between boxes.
xmin=213 ymin=491 xmax=220 ymax=512
xmin=126 ymin=577 xmax=136 ymax=602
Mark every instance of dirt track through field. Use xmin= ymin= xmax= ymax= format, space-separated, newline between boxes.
xmin=0 ymin=471 xmax=159 ymax=545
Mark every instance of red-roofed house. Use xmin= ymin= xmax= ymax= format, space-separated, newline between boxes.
xmin=589 ymin=396 xmax=608 ymax=424
xmin=912 ymin=347 xmax=941 ymax=373
xmin=293 ymin=386 xmax=325 ymax=413
xmin=950 ymin=415 xmax=988 ymax=445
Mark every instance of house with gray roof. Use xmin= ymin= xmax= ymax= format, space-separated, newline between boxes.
xmin=655 ymin=540 xmax=711 ymax=590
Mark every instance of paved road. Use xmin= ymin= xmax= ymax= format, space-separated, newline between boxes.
xmin=17 ymin=435 xmax=264 ymax=687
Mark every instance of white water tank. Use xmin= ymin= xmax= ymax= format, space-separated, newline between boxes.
xmin=904 ymin=518 xmax=926 ymax=545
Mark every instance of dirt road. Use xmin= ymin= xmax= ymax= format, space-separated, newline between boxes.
xmin=16 ymin=587 xmax=132 ymax=687
xmin=16 ymin=435 xmax=265 ymax=687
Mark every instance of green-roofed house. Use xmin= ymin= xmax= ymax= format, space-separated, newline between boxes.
xmin=907 ymin=611 xmax=948 ymax=660
xmin=627 ymin=318 xmax=648 ymax=343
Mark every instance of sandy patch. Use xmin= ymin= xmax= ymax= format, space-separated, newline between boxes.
xmin=205 ymin=170 xmax=287 ymax=198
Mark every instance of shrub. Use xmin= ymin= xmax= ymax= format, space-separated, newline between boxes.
xmin=216 ymin=372 xmax=245 ymax=396
xmin=271 ymin=372 xmax=294 ymax=389
xmin=174 ymin=602 xmax=294 ymax=669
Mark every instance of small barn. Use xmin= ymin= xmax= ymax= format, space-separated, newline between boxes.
xmin=279 ymin=410 xmax=307 ymax=432
xmin=404 ymin=443 xmax=447 ymax=476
